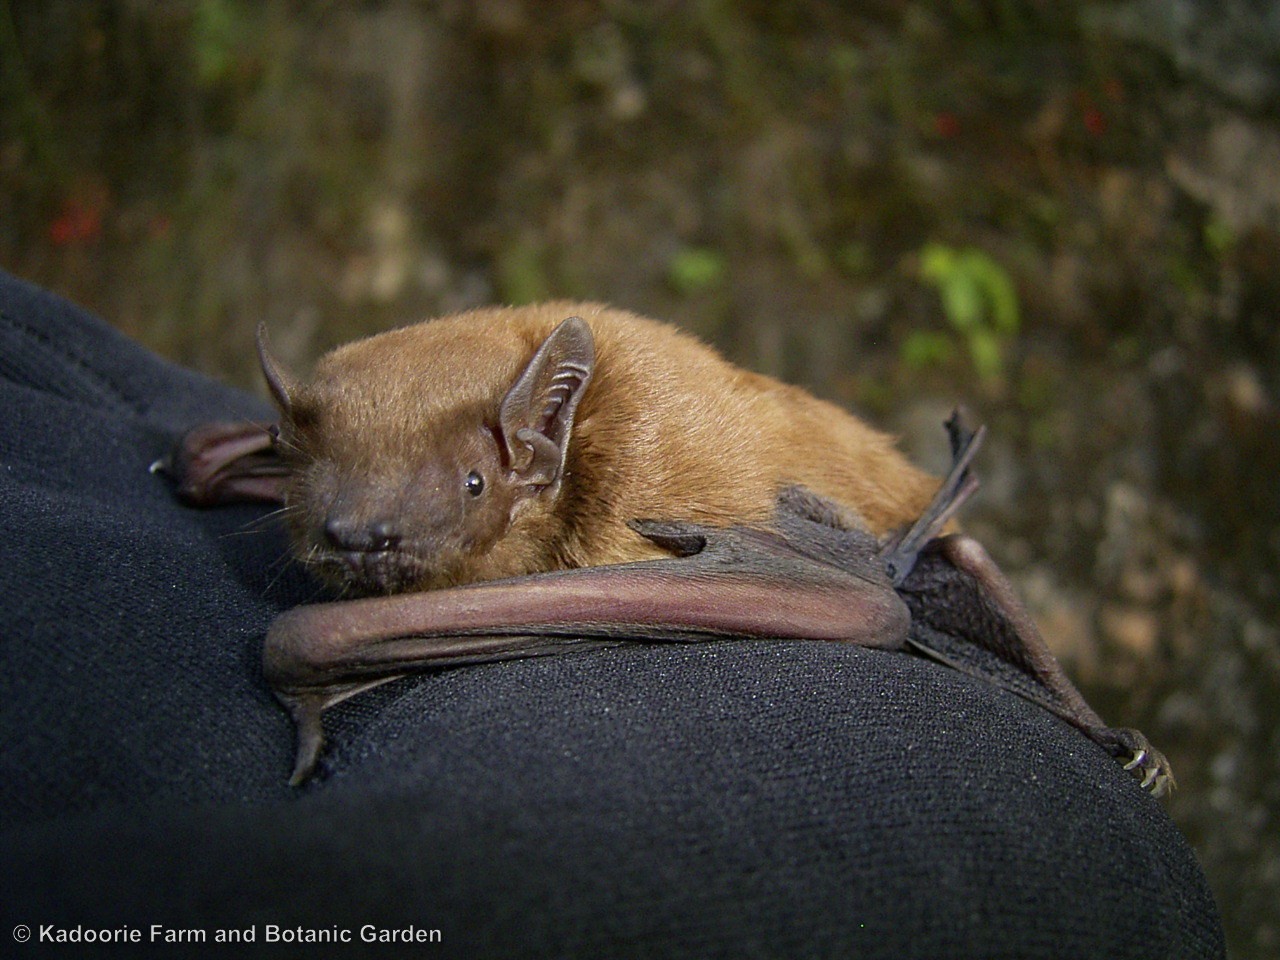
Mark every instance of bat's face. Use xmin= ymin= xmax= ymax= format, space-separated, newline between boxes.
xmin=275 ymin=388 xmax=538 ymax=594
xmin=257 ymin=314 xmax=594 ymax=595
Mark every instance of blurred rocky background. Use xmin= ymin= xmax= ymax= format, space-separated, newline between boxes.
xmin=2 ymin=1 xmax=1277 ymax=955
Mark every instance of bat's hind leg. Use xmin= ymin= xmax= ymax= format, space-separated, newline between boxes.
xmin=1099 ymin=726 xmax=1175 ymax=798
xmin=934 ymin=534 xmax=1174 ymax=797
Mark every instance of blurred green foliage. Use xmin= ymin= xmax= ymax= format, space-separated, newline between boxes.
xmin=1202 ymin=217 xmax=1236 ymax=260
xmin=193 ymin=0 xmax=242 ymax=86
xmin=667 ymin=247 xmax=727 ymax=296
xmin=912 ymin=243 xmax=1021 ymax=384
xmin=497 ymin=239 xmax=553 ymax=306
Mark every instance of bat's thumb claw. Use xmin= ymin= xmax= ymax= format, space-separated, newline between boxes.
xmin=277 ymin=691 xmax=328 ymax=787
xmin=627 ymin=519 xmax=708 ymax=557
xmin=773 ymin=485 xmax=862 ymax=531
xmin=290 ymin=746 xmax=320 ymax=788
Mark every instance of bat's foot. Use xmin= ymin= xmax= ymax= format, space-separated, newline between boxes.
xmin=1103 ymin=727 xmax=1175 ymax=799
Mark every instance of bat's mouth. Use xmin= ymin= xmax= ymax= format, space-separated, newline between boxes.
xmin=313 ymin=547 xmax=430 ymax=596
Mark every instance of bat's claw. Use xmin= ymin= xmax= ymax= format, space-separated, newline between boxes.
xmin=627 ymin=519 xmax=708 ymax=557
xmin=275 ymin=690 xmax=329 ymax=787
xmin=774 ymin=486 xmax=864 ymax=532
xmin=1121 ymin=746 xmax=1147 ymax=771
xmin=1108 ymin=727 xmax=1175 ymax=799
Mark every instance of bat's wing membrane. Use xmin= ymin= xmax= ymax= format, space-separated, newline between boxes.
xmin=161 ymin=411 xmax=1172 ymax=796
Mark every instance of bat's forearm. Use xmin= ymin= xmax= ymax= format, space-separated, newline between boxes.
xmin=265 ymin=533 xmax=910 ymax=693
xmin=262 ymin=520 xmax=911 ymax=785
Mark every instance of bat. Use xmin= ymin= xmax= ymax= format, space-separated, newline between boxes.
xmin=164 ymin=404 xmax=1172 ymax=795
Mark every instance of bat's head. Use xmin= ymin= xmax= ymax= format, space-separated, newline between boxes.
xmin=258 ymin=314 xmax=594 ymax=595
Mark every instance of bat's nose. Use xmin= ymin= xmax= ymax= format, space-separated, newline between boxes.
xmin=324 ymin=515 xmax=401 ymax=553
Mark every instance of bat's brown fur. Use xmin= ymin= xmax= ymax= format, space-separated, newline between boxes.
xmin=272 ymin=302 xmax=938 ymax=593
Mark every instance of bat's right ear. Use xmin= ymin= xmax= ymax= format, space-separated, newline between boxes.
xmin=256 ymin=322 xmax=299 ymax=415
xmin=499 ymin=316 xmax=595 ymax=494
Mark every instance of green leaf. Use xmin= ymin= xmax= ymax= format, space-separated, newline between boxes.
xmin=967 ymin=327 xmax=1004 ymax=381
xmin=668 ymin=247 xmax=727 ymax=295
xmin=917 ymin=242 xmax=1020 ymax=383
xmin=919 ymin=242 xmax=956 ymax=283
xmin=901 ymin=331 xmax=955 ymax=369
xmin=940 ymin=271 xmax=983 ymax=331
xmin=978 ymin=260 xmax=1020 ymax=333
xmin=193 ymin=0 xmax=240 ymax=87
xmin=1203 ymin=217 xmax=1236 ymax=259
xmin=497 ymin=240 xmax=551 ymax=305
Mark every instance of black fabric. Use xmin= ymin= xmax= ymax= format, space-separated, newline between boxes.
xmin=0 ymin=268 xmax=1223 ymax=958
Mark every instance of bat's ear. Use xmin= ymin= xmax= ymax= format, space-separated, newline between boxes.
xmin=256 ymin=322 xmax=300 ymax=415
xmin=499 ymin=316 xmax=595 ymax=492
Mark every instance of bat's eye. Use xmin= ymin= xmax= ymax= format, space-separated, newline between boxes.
xmin=465 ymin=470 xmax=485 ymax=497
